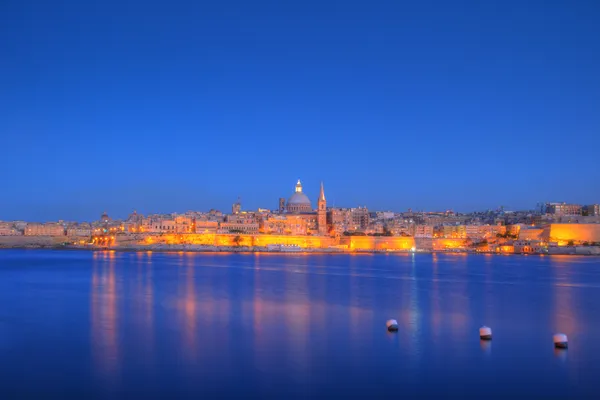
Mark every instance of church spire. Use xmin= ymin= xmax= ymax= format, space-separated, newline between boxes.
xmin=317 ymin=181 xmax=327 ymax=235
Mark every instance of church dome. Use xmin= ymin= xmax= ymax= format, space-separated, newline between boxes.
xmin=288 ymin=192 xmax=312 ymax=206
xmin=286 ymin=179 xmax=312 ymax=213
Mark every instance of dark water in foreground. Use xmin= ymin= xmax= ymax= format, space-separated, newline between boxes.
xmin=1 ymin=251 xmax=600 ymax=399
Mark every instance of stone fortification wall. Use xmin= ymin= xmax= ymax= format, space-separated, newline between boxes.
xmin=339 ymin=236 xmax=414 ymax=251
xmin=519 ymin=229 xmax=544 ymax=240
xmin=548 ymin=224 xmax=600 ymax=243
xmin=0 ymin=235 xmax=78 ymax=248
xmin=117 ymin=233 xmax=413 ymax=251
xmin=117 ymin=233 xmax=335 ymax=249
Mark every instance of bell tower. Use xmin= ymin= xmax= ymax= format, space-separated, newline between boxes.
xmin=317 ymin=182 xmax=327 ymax=235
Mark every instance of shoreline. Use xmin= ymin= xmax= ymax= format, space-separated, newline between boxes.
xmin=1 ymin=244 xmax=598 ymax=256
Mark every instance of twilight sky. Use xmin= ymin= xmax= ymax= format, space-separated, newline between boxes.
xmin=1 ymin=0 xmax=599 ymax=221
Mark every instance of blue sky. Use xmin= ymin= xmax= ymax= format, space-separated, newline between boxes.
xmin=1 ymin=0 xmax=599 ymax=221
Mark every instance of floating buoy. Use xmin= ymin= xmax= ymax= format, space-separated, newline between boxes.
xmin=386 ymin=319 xmax=399 ymax=332
xmin=479 ymin=326 xmax=492 ymax=340
xmin=553 ymin=333 xmax=568 ymax=349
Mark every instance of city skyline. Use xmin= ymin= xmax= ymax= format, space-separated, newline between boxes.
xmin=0 ymin=176 xmax=597 ymax=222
xmin=2 ymin=0 xmax=599 ymax=221
xmin=1 ymin=178 xmax=597 ymax=221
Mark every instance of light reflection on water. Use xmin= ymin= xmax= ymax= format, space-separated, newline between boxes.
xmin=0 ymin=250 xmax=599 ymax=398
xmin=90 ymin=251 xmax=118 ymax=380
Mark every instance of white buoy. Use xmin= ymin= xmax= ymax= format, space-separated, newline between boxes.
xmin=386 ymin=319 xmax=399 ymax=332
xmin=553 ymin=333 xmax=568 ymax=349
xmin=479 ymin=326 xmax=492 ymax=340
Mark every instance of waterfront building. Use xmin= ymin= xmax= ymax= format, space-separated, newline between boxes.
xmin=218 ymin=222 xmax=259 ymax=234
xmin=13 ymin=221 xmax=27 ymax=231
xmin=194 ymin=220 xmax=219 ymax=234
xmin=465 ymin=225 xmax=484 ymax=239
xmin=414 ymin=225 xmax=433 ymax=238
xmin=260 ymin=214 xmax=311 ymax=235
xmin=174 ymin=215 xmax=194 ymax=233
xmin=24 ymin=223 xmax=65 ymax=236
xmin=153 ymin=219 xmax=177 ymax=233
xmin=0 ymin=222 xmax=21 ymax=236
xmin=442 ymin=225 xmax=467 ymax=239
xmin=220 ymin=212 xmax=259 ymax=234
xmin=66 ymin=223 xmax=92 ymax=237
xmin=465 ymin=224 xmax=505 ymax=239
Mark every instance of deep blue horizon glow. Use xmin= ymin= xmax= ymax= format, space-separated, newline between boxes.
xmin=2 ymin=0 xmax=599 ymax=221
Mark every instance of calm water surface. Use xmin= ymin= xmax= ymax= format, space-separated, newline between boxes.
xmin=0 ymin=250 xmax=599 ymax=398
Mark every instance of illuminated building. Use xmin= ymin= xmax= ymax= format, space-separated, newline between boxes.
xmin=195 ymin=220 xmax=219 ymax=234
xmin=317 ymin=182 xmax=327 ymax=235
xmin=0 ymin=222 xmax=21 ymax=236
xmin=123 ymin=210 xmax=143 ymax=233
xmin=271 ymin=179 xmax=329 ymax=235
xmin=260 ymin=215 xmax=310 ymax=235
xmin=218 ymin=222 xmax=259 ymax=234
xmin=66 ymin=223 xmax=92 ymax=237
xmin=220 ymin=213 xmax=259 ymax=234
xmin=414 ymin=225 xmax=434 ymax=238
xmin=442 ymin=225 xmax=467 ymax=239
xmin=464 ymin=225 xmax=505 ymax=239
xmin=100 ymin=211 xmax=111 ymax=223
xmin=286 ymin=180 xmax=313 ymax=213
xmin=546 ymin=202 xmax=582 ymax=216
xmin=514 ymin=241 xmax=547 ymax=254
xmin=24 ymin=223 xmax=65 ymax=236
xmin=140 ymin=214 xmax=194 ymax=234
xmin=327 ymin=207 xmax=370 ymax=234
xmin=351 ymin=207 xmax=369 ymax=230
xmin=151 ymin=219 xmax=177 ymax=233
xmin=232 ymin=198 xmax=242 ymax=215
xmin=327 ymin=208 xmax=352 ymax=234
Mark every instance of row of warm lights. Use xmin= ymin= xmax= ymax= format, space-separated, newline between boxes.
xmin=91 ymin=236 xmax=115 ymax=246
